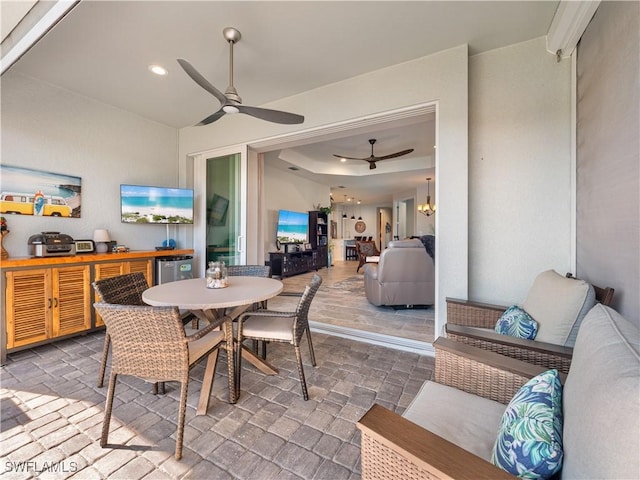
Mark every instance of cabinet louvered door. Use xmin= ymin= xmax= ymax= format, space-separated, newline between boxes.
xmin=125 ymin=259 xmax=153 ymax=286
xmin=52 ymin=265 xmax=91 ymax=337
xmin=94 ymin=262 xmax=126 ymax=282
xmin=6 ymin=269 xmax=52 ymax=348
xmin=92 ymin=260 xmax=152 ymax=327
xmin=93 ymin=263 xmax=126 ymax=327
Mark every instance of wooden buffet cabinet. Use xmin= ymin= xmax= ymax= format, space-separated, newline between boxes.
xmin=0 ymin=249 xmax=193 ymax=364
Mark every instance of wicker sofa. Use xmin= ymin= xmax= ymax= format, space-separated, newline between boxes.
xmin=357 ymin=304 xmax=639 ymax=479
xmin=445 ymin=270 xmax=614 ymax=374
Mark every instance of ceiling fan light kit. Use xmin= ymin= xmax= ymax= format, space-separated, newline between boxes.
xmin=333 ymin=138 xmax=414 ymax=170
xmin=178 ymin=27 xmax=304 ymax=126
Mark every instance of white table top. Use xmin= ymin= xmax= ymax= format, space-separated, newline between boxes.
xmin=142 ymin=276 xmax=284 ymax=310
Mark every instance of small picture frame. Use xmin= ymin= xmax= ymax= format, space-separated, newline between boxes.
xmin=304 ymin=242 xmax=312 ymax=251
xmin=208 ymin=194 xmax=229 ymax=226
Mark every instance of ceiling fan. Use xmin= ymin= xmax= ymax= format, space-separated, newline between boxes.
xmin=177 ymin=27 xmax=304 ymax=126
xmin=333 ymin=138 xmax=414 ymax=170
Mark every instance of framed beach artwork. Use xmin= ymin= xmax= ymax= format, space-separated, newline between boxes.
xmin=0 ymin=165 xmax=81 ymax=218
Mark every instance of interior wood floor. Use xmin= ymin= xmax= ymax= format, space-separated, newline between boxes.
xmin=267 ymin=259 xmax=435 ymax=344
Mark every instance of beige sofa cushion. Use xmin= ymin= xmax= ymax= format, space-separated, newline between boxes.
xmin=403 ymin=381 xmax=506 ymax=462
xmin=562 ymin=304 xmax=639 ymax=479
xmin=522 ymin=270 xmax=595 ymax=346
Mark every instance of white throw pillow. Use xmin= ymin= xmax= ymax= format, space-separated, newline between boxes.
xmin=521 ymin=270 xmax=594 ymax=346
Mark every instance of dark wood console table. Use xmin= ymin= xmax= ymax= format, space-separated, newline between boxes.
xmin=269 ymin=250 xmax=323 ymax=278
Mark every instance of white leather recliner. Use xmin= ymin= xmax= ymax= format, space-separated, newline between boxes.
xmin=363 ymin=239 xmax=434 ymax=307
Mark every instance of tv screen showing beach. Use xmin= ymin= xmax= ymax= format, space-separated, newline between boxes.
xmin=277 ymin=210 xmax=308 ymax=243
xmin=121 ymin=184 xmax=194 ymax=224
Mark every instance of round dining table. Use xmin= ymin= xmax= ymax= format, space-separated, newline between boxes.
xmin=142 ymin=276 xmax=283 ymax=413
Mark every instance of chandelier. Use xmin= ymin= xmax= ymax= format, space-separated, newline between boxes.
xmin=418 ymin=177 xmax=436 ymax=216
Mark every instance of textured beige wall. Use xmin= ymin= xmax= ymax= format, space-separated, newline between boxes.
xmin=468 ymin=37 xmax=572 ymax=304
xmin=1 ymin=72 xmax=179 ymax=254
xmin=576 ymin=1 xmax=640 ymax=322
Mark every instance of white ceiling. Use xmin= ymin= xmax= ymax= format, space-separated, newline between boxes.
xmin=4 ymin=0 xmax=560 ymax=205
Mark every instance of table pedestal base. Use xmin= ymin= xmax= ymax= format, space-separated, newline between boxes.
xmin=191 ymin=305 xmax=281 ymax=415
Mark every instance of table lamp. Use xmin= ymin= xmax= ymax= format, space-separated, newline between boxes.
xmin=93 ymin=229 xmax=111 ymax=253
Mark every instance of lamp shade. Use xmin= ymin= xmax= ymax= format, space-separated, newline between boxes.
xmin=93 ymin=229 xmax=111 ymax=253
xmin=93 ymin=229 xmax=111 ymax=243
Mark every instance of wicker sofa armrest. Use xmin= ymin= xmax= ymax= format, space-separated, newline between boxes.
xmin=445 ymin=324 xmax=574 ymax=374
xmin=433 ymin=337 xmax=561 ymax=404
xmin=357 ymin=404 xmax=515 ymax=480
xmin=446 ymin=297 xmax=507 ymax=328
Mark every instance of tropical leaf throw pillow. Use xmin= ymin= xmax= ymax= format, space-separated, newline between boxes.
xmin=491 ymin=369 xmax=564 ymax=479
xmin=495 ymin=305 xmax=539 ymax=340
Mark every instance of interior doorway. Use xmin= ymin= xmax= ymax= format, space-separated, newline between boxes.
xmin=396 ymin=197 xmax=416 ymax=240
xmin=250 ymin=103 xmax=438 ymax=353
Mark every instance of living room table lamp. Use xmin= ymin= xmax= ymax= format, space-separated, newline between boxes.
xmin=93 ymin=229 xmax=111 ymax=253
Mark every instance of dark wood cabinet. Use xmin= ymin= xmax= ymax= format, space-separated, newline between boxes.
xmin=269 ymin=250 xmax=323 ymax=278
xmin=309 ymin=211 xmax=328 ymax=269
xmin=269 ymin=210 xmax=329 ymax=278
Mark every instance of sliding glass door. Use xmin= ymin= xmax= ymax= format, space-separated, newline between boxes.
xmin=193 ymin=146 xmax=247 ymax=275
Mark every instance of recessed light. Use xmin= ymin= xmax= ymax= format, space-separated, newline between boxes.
xmin=148 ymin=64 xmax=168 ymax=76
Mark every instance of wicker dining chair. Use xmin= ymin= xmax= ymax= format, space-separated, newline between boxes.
xmin=235 ymin=274 xmax=323 ymax=400
xmin=92 ymin=272 xmax=149 ymax=388
xmin=93 ymin=302 xmax=226 ymax=460
xmin=226 ymin=264 xmax=271 ymax=277
xmin=227 ymin=264 xmax=272 ymax=309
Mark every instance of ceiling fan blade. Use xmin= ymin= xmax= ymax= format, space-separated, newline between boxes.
xmin=377 ymin=148 xmax=415 ymax=160
xmin=177 ymin=59 xmax=227 ymax=105
xmin=332 ymin=154 xmax=369 ymax=161
xmin=197 ymin=108 xmax=226 ymax=126
xmin=237 ymin=105 xmax=304 ymax=124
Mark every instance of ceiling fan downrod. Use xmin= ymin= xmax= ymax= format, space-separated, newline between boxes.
xmin=223 ymin=27 xmax=241 ymax=105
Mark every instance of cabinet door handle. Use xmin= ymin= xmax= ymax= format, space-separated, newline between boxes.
xmin=54 ymin=298 xmax=58 ymax=308
xmin=48 ymin=298 xmax=52 ymax=309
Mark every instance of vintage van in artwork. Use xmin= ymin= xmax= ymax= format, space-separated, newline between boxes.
xmin=0 ymin=192 xmax=73 ymax=217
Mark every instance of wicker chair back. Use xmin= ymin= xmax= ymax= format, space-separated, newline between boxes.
xmin=227 ymin=264 xmax=272 ymax=278
xmin=93 ymin=303 xmax=188 ymax=382
xmin=93 ymin=272 xmax=148 ymax=305
xmin=294 ymin=274 xmax=323 ymax=344
xmin=91 ymin=272 xmax=150 ymax=388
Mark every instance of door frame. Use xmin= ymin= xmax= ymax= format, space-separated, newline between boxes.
xmin=249 ymin=102 xmax=440 ymax=354
xmin=192 ymin=145 xmax=248 ymax=276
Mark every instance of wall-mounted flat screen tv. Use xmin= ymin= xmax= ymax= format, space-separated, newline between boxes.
xmin=276 ymin=209 xmax=309 ymax=243
xmin=121 ymin=184 xmax=194 ymax=224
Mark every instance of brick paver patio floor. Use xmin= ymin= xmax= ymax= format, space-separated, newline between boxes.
xmin=1 ymin=330 xmax=434 ymax=479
